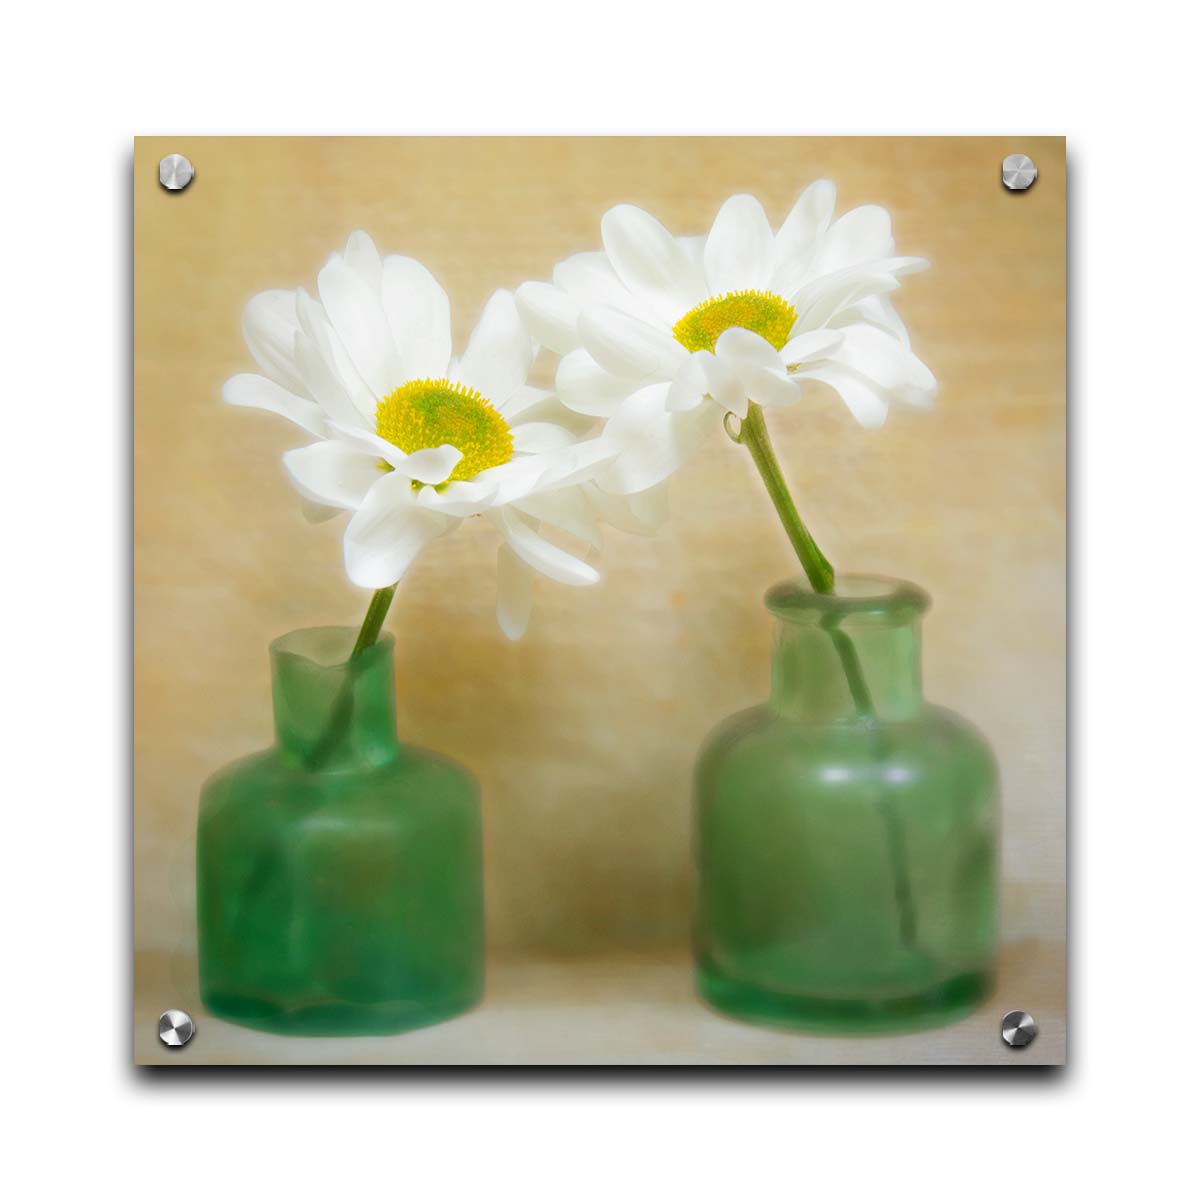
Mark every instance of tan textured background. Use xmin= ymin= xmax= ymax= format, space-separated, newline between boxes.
xmin=133 ymin=137 xmax=1065 ymax=1062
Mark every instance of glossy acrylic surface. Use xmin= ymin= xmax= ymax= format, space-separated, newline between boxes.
xmin=694 ymin=578 xmax=999 ymax=1033
xmin=197 ymin=629 xmax=484 ymax=1036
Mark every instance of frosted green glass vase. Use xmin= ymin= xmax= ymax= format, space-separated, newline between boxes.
xmin=197 ymin=627 xmax=484 ymax=1036
xmin=695 ymin=577 xmax=999 ymax=1034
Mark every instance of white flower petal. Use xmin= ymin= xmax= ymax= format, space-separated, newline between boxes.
xmin=222 ymin=374 xmax=326 ymax=436
xmin=534 ymin=437 xmax=619 ymax=490
xmin=713 ymin=326 xmax=783 ymax=371
xmin=553 ymin=252 xmax=621 ymax=303
xmin=511 ymin=422 xmax=576 ymax=453
xmin=741 ymin=366 xmax=804 ymax=409
xmin=455 ymin=290 xmax=533 ymax=405
xmin=343 ymin=231 xmax=383 ymax=294
xmin=499 ymin=385 xmax=591 ymax=433
xmin=495 ymin=508 xmax=600 ymax=587
xmin=514 ymin=487 xmax=601 ymax=546
xmin=797 ymin=276 xmax=901 ymax=334
xmin=704 ymin=194 xmax=774 ymax=295
xmin=496 ymin=545 xmax=533 ymax=641
xmin=667 ymin=350 xmax=747 ymax=417
xmin=828 ymin=324 xmax=937 ymax=408
xmin=242 ymin=290 xmax=308 ymax=395
xmin=582 ymin=480 xmax=670 ymax=535
xmin=792 ymin=363 xmax=890 ymax=429
xmin=678 ymin=235 xmax=707 ymax=277
xmin=325 ymin=425 xmax=459 ymax=481
xmin=498 ymin=385 xmax=553 ymax=421
xmin=711 ymin=328 xmax=789 ymax=412
xmin=416 ymin=478 xmax=499 ymax=517
xmin=553 ymin=252 xmax=665 ymax=328
xmin=550 ymin=252 xmax=622 ymax=307
xmin=828 ymin=293 xmax=911 ymax=348
xmin=283 ymin=441 xmax=382 ymax=510
xmin=380 ymin=256 xmax=452 ymax=381
xmin=779 ymin=328 xmax=845 ymax=364
xmin=299 ymin=497 xmax=340 ymax=524
xmin=600 ymin=204 xmax=706 ymax=319
xmin=317 ymin=255 xmax=402 ymax=398
xmin=327 ymin=422 xmax=409 ymax=469
xmin=790 ymin=258 xmax=926 ymax=334
xmin=398 ymin=444 xmax=463 ymax=484
xmin=343 ymin=472 xmax=449 ymax=588
xmin=769 ymin=180 xmax=836 ymax=296
xmin=577 ymin=306 xmax=687 ymax=380
xmin=515 ymin=282 xmax=580 ymax=356
xmin=473 ymin=458 xmax=548 ymax=506
xmin=597 ymin=382 xmax=722 ymax=495
xmin=696 ymin=350 xmax=748 ymax=418
xmin=292 ymin=331 xmax=372 ymax=429
xmin=556 ymin=349 xmax=635 ymax=417
xmin=496 ymin=386 xmax=590 ymax=434
xmin=665 ymin=353 xmax=708 ymax=412
xmin=294 ymin=289 xmax=377 ymax=423
xmin=810 ymin=205 xmax=896 ymax=275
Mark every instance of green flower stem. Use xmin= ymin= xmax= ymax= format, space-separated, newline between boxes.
xmin=736 ymin=404 xmax=835 ymax=595
xmin=820 ymin=611 xmax=875 ymax=719
xmin=733 ymin=405 xmax=869 ymax=712
xmin=303 ymin=586 xmax=398 ymax=770
xmin=821 ymin=612 xmax=918 ymax=945
xmin=351 ymin=585 xmax=398 ymax=658
xmin=731 ymin=401 xmax=918 ymax=949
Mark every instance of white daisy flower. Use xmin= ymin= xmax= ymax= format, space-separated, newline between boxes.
xmin=223 ymin=231 xmax=615 ymax=639
xmin=515 ymin=183 xmax=937 ymax=495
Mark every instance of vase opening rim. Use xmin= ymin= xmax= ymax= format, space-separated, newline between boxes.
xmin=270 ymin=625 xmax=394 ymax=671
xmin=765 ymin=575 xmax=930 ymax=623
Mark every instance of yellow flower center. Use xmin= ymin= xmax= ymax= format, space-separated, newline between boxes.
xmin=376 ymin=378 xmax=514 ymax=485
xmin=672 ymin=289 xmax=797 ymax=354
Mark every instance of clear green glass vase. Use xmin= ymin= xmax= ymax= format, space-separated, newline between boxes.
xmin=694 ymin=576 xmax=999 ymax=1034
xmin=197 ymin=627 xmax=484 ymax=1036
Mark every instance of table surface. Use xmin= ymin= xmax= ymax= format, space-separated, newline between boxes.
xmin=135 ymin=940 xmax=1064 ymax=1067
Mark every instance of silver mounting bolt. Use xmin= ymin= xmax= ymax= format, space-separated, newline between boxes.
xmin=158 ymin=1009 xmax=196 ymax=1048
xmin=159 ymin=154 xmax=195 ymax=192
xmin=1001 ymin=154 xmax=1037 ymax=192
xmin=1000 ymin=1009 xmax=1038 ymax=1048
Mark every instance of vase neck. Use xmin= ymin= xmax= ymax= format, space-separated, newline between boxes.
xmin=270 ymin=627 xmax=400 ymax=771
xmin=766 ymin=576 xmax=929 ymax=722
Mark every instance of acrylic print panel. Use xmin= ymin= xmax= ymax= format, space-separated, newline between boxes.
xmin=133 ymin=136 xmax=1066 ymax=1065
